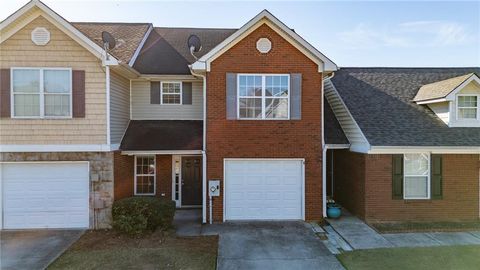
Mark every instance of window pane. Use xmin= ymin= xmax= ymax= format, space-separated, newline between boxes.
xmin=44 ymin=70 xmax=70 ymax=93
xmin=405 ymin=176 xmax=428 ymax=198
xmin=239 ymin=98 xmax=262 ymax=118
xmin=458 ymin=96 xmax=477 ymax=107
xmin=14 ymin=94 xmax=40 ymax=116
xmin=162 ymin=82 xmax=180 ymax=93
xmin=239 ymin=75 xmax=262 ymax=97
xmin=404 ymin=153 xmax=429 ymax=175
xmin=162 ymin=94 xmax=181 ymax=104
xmin=265 ymin=98 xmax=289 ymax=119
xmin=266 ymin=75 xmax=288 ymax=97
xmin=45 ymin=94 xmax=70 ymax=116
xmin=458 ymin=108 xmax=477 ymax=119
xmin=13 ymin=69 xmax=39 ymax=93
xmin=137 ymin=176 xmax=155 ymax=194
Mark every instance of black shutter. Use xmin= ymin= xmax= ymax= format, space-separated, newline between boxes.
xmin=72 ymin=70 xmax=85 ymax=118
xmin=431 ymin=154 xmax=443 ymax=199
xmin=0 ymin=69 xmax=11 ymax=118
xmin=392 ymin=154 xmax=404 ymax=200
xmin=182 ymin=82 xmax=192 ymax=105
xmin=150 ymin=81 xmax=161 ymax=104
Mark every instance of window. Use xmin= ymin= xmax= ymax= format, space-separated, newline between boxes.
xmin=135 ymin=156 xmax=156 ymax=195
xmin=404 ymin=153 xmax=430 ymax=199
xmin=238 ymin=74 xmax=289 ymax=119
xmin=161 ymin=82 xmax=182 ymax=104
xmin=457 ymin=95 xmax=478 ymax=120
xmin=12 ymin=68 xmax=71 ymax=118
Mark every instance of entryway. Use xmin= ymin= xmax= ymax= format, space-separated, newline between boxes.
xmin=172 ymin=156 xmax=202 ymax=208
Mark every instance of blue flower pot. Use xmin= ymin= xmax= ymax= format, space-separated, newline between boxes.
xmin=327 ymin=205 xmax=342 ymax=219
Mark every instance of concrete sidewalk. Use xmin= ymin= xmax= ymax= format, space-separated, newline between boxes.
xmin=327 ymin=211 xmax=480 ymax=250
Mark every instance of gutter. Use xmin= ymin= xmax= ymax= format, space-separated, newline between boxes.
xmin=189 ymin=65 xmax=208 ymax=224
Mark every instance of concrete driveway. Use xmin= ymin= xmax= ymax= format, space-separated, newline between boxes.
xmin=0 ymin=230 xmax=84 ymax=270
xmin=203 ymin=221 xmax=344 ymax=270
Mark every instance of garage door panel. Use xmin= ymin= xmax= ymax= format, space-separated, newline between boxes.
xmin=225 ymin=160 xmax=303 ymax=220
xmin=2 ymin=163 xmax=89 ymax=229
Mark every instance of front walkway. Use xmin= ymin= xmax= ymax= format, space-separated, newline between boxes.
xmin=326 ymin=210 xmax=480 ymax=250
xmin=174 ymin=209 xmax=344 ymax=270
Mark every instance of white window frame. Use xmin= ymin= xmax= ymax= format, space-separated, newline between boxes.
xmin=456 ymin=94 xmax=480 ymax=120
xmin=10 ymin=67 xmax=73 ymax=119
xmin=134 ymin=155 xmax=156 ymax=196
xmin=160 ymin=81 xmax=182 ymax=105
xmin=403 ymin=153 xmax=431 ymax=200
xmin=237 ymin=74 xmax=290 ymax=120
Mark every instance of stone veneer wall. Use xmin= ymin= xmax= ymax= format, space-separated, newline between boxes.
xmin=0 ymin=152 xmax=114 ymax=229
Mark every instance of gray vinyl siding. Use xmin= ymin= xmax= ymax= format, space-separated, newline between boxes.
xmin=110 ymin=71 xmax=130 ymax=144
xmin=131 ymin=80 xmax=203 ymax=120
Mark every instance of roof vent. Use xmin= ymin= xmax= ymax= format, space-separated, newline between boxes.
xmin=31 ymin=27 xmax=50 ymax=46
xmin=256 ymin=38 xmax=271 ymax=53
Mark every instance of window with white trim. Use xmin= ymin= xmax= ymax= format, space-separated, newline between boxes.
xmin=238 ymin=74 xmax=289 ymax=119
xmin=404 ymin=153 xmax=430 ymax=199
xmin=135 ymin=156 xmax=156 ymax=195
xmin=457 ymin=95 xmax=478 ymax=120
xmin=12 ymin=68 xmax=72 ymax=118
xmin=161 ymin=82 xmax=182 ymax=104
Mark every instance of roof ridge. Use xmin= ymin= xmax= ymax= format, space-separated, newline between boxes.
xmin=154 ymin=26 xmax=238 ymax=30
xmin=72 ymin=22 xmax=151 ymax=25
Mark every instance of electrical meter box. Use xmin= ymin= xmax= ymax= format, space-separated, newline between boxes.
xmin=209 ymin=180 xmax=220 ymax=197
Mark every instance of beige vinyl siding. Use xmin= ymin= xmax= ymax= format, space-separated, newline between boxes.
xmin=131 ymin=79 xmax=203 ymax=120
xmin=110 ymin=71 xmax=130 ymax=144
xmin=0 ymin=16 xmax=107 ymax=145
xmin=324 ymin=79 xmax=370 ymax=152
xmin=428 ymin=102 xmax=450 ymax=125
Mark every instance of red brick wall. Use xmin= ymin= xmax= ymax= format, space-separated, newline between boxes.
xmin=206 ymin=24 xmax=323 ymax=222
xmin=113 ymin=153 xmax=172 ymax=201
xmin=365 ymin=154 xmax=480 ymax=222
xmin=332 ymin=150 xmax=366 ymax=219
xmin=113 ymin=151 xmax=134 ymax=200
xmin=333 ymin=151 xmax=480 ymax=222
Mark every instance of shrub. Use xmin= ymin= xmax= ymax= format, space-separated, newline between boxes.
xmin=112 ymin=197 xmax=175 ymax=236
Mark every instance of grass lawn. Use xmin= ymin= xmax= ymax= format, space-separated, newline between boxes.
xmin=370 ymin=221 xmax=480 ymax=233
xmin=337 ymin=245 xmax=480 ymax=270
xmin=48 ymin=229 xmax=218 ymax=270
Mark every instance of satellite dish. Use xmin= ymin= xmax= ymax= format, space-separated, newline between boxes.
xmin=102 ymin=31 xmax=116 ymax=50
xmin=187 ymin=34 xmax=202 ymax=53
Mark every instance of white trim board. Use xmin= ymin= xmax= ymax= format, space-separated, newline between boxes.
xmin=191 ymin=10 xmax=337 ymax=73
xmin=122 ymin=150 xmax=203 ymax=155
xmin=128 ymin=24 xmax=153 ymax=67
xmin=0 ymin=144 xmax=116 ymax=152
xmin=368 ymin=146 xmax=480 ymax=154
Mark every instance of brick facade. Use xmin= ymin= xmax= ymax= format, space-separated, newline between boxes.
xmin=113 ymin=153 xmax=173 ymax=201
xmin=206 ymin=24 xmax=324 ymax=222
xmin=333 ymin=150 xmax=480 ymax=222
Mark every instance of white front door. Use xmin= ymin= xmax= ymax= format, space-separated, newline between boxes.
xmin=224 ymin=159 xmax=304 ymax=220
xmin=1 ymin=162 xmax=89 ymax=229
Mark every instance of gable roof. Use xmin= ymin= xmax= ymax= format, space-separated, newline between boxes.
xmin=133 ymin=27 xmax=236 ymax=75
xmin=192 ymin=10 xmax=337 ymax=72
xmin=413 ymin=73 xmax=478 ymax=102
xmin=72 ymin=22 xmax=151 ymax=64
xmin=331 ymin=67 xmax=480 ymax=147
xmin=0 ymin=0 xmax=118 ymax=64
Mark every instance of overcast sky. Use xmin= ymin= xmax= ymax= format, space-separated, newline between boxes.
xmin=1 ymin=0 xmax=479 ymax=67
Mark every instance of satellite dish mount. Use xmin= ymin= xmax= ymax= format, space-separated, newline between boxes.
xmin=187 ymin=34 xmax=202 ymax=60
xmin=102 ymin=31 xmax=116 ymax=60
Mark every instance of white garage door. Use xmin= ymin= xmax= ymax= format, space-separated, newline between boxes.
xmin=225 ymin=159 xmax=303 ymax=220
xmin=1 ymin=162 xmax=89 ymax=229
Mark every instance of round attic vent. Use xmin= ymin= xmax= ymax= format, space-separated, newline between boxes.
xmin=256 ymin=38 xmax=272 ymax=53
xmin=31 ymin=27 xmax=50 ymax=46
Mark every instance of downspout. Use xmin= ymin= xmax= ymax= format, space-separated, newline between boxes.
xmin=189 ymin=66 xmax=207 ymax=224
xmin=322 ymin=71 xmax=335 ymax=218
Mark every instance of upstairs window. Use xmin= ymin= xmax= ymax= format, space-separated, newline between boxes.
xmin=12 ymin=68 xmax=71 ymax=118
xmin=237 ymin=74 xmax=289 ymax=119
xmin=161 ymin=82 xmax=182 ymax=104
xmin=457 ymin=95 xmax=479 ymax=120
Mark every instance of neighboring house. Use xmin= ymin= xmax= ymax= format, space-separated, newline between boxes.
xmin=0 ymin=0 xmax=478 ymax=230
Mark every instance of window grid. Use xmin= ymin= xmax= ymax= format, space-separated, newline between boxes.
xmin=161 ymin=82 xmax=182 ymax=105
xmin=134 ymin=156 xmax=156 ymax=196
xmin=11 ymin=68 xmax=72 ymax=118
xmin=457 ymin=95 xmax=479 ymax=120
xmin=403 ymin=153 xmax=430 ymax=200
xmin=237 ymin=74 xmax=290 ymax=120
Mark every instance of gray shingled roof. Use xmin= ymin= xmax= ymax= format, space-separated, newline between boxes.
xmin=331 ymin=68 xmax=480 ymax=146
xmin=133 ymin=27 xmax=237 ymax=74
xmin=72 ymin=22 xmax=151 ymax=63
xmin=324 ymin=99 xmax=349 ymax=145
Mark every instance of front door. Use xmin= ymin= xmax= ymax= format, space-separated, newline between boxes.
xmin=181 ymin=156 xmax=202 ymax=206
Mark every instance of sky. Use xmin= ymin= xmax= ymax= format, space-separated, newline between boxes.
xmin=1 ymin=0 xmax=479 ymax=67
